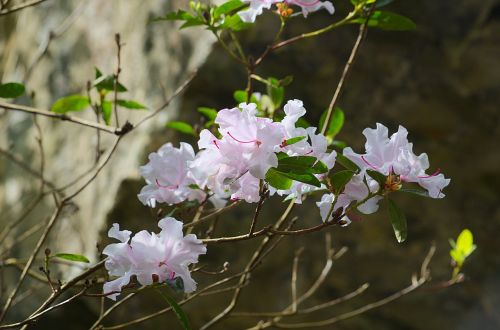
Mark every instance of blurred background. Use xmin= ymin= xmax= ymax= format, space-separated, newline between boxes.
xmin=1 ymin=0 xmax=499 ymax=329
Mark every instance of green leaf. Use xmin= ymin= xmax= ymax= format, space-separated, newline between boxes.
xmin=366 ymin=170 xmax=386 ymax=186
xmin=267 ymin=77 xmax=284 ymax=109
xmin=180 ymin=18 xmax=206 ymax=29
xmin=102 ymin=101 xmax=113 ymax=125
xmin=281 ymin=171 xmax=321 ymax=187
xmin=53 ymin=253 xmax=90 ymax=263
xmin=311 ymin=160 xmax=329 ymax=174
xmin=329 ymin=170 xmax=355 ymax=192
xmin=94 ymin=74 xmax=127 ymax=92
xmin=0 ymin=82 xmax=25 ymax=98
xmin=280 ymin=75 xmax=294 ymax=86
xmin=166 ymin=121 xmax=195 ymax=136
xmin=448 ymin=238 xmax=456 ymax=249
xmin=214 ymin=0 xmax=243 ymax=18
xmin=116 ymin=99 xmax=147 ymax=110
xmin=156 ymin=289 xmax=191 ymax=330
xmin=221 ymin=14 xmax=252 ymax=31
xmin=450 ymin=229 xmax=476 ymax=267
xmin=399 ymin=187 xmax=430 ymax=198
xmin=265 ymin=168 xmax=293 ymax=190
xmin=197 ymin=107 xmax=218 ymax=120
xmin=51 ymin=95 xmax=90 ymax=114
xmin=277 ymin=156 xmax=316 ymax=172
xmin=283 ymin=136 xmax=306 ymax=146
xmin=276 ymin=152 xmax=289 ymax=160
xmin=456 ymin=229 xmax=476 ymax=257
xmin=387 ymin=198 xmax=408 ymax=243
xmin=376 ymin=0 xmax=396 ymax=8
xmin=336 ymin=154 xmax=360 ymax=172
xmin=273 ymin=156 xmax=324 ymax=187
xmin=350 ymin=11 xmax=416 ymax=31
xmin=233 ymin=90 xmax=259 ymax=103
xmin=319 ymin=107 xmax=345 ymax=141
xmin=233 ymin=90 xmax=247 ymax=103
xmin=162 ymin=10 xmax=194 ymax=21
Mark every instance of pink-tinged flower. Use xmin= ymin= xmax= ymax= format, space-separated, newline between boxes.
xmin=336 ymin=174 xmax=383 ymax=214
xmin=102 ymin=224 xmax=134 ymax=301
xmin=316 ymin=193 xmax=351 ymax=226
xmin=238 ymin=0 xmax=334 ymax=23
xmin=229 ymin=172 xmax=261 ymax=202
xmin=193 ymin=103 xmax=282 ymax=203
xmin=138 ymin=143 xmax=205 ymax=207
xmin=216 ymin=103 xmax=284 ymax=179
xmin=239 ymin=0 xmax=280 ymax=23
xmin=343 ymin=123 xmax=450 ymax=198
xmin=285 ymin=0 xmax=334 ymax=17
xmin=103 ymin=218 xmax=206 ymax=300
xmin=272 ymin=100 xmax=336 ymax=203
xmin=316 ymin=174 xmax=382 ymax=225
xmin=280 ymin=100 xmax=336 ymax=168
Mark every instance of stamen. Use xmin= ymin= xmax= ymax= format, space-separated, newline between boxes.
xmin=212 ymin=139 xmax=220 ymax=150
xmin=418 ymin=168 xmax=441 ymax=179
xmin=361 ymin=156 xmax=378 ymax=170
xmin=155 ymin=179 xmax=178 ymax=189
xmin=280 ymin=139 xmax=287 ymax=148
xmin=227 ymin=132 xmax=261 ymax=146
xmin=170 ymin=271 xmax=176 ymax=280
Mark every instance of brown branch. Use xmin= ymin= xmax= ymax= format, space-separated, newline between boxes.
xmin=320 ymin=6 xmax=374 ymax=135
xmin=0 ymin=101 xmax=126 ymax=135
xmin=0 ymin=0 xmax=47 ymax=16
xmin=272 ymin=245 xmax=436 ymax=329
xmin=0 ymin=205 xmax=64 ymax=322
xmin=199 ymin=200 xmax=296 ymax=330
xmin=0 ymin=69 xmax=196 ymax=137
xmin=183 ymin=201 xmax=241 ymax=229
xmin=112 ymin=33 xmax=122 ymax=127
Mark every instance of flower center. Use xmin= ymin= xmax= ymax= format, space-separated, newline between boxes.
xmin=384 ymin=172 xmax=402 ymax=193
xmin=276 ymin=3 xmax=294 ymax=17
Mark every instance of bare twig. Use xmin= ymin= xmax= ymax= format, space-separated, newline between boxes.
xmin=320 ymin=6 xmax=374 ymax=135
xmin=272 ymin=245 xmax=436 ymax=329
xmin=0 ymin=0 xmax=47 ymax=16
xmin=0 ymin=101 xmax=127 ymax=135
xmin=112 ymin=33 xmax=122 ymax=127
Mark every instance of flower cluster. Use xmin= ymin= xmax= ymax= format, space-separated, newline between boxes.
xmin=239 ymin=0 xmax=335 ymax=23
xmin=139 ymin=100 xmax=337 ymax=206
xmin=106 ymin=104 xmax=451 ymax=299
xmin=103 ymin=217 xmax=206 ymax=300
xmin=317 ymin=123 xmax=450 ymax=224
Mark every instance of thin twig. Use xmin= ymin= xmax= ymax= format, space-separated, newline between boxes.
xmin=272 ymin=246 xmax=436 ymax=329
xmin=320 ymin=6 xmax=374 ymax=135
xmin=0 ymin=0 xmax=47 ymax=16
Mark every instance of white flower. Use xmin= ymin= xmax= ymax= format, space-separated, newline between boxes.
xmin=238 ymin=0 xmax=334 ymax=23
xmin=343 ymin=123 xmax=450 ymax=198
xmin=316 ymin=193 xmax=350 ymax=226
xmin=103 ymin=218 xmax=207 ymax=300
xmin=138 ymin=143 xmax=205 ymax=207
xmin=239 ymin=0 xmax=279 ymax=23
xmin=272 ymin=100 xmax=337 ymax=203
